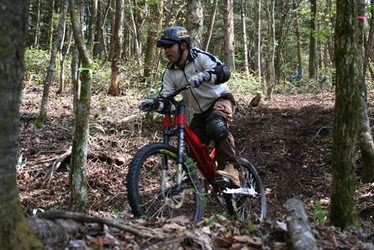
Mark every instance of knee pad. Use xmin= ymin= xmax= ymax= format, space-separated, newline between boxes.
xmin=206 ymin=114 xmax=230 ymax=144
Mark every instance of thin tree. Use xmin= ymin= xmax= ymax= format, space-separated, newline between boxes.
xmin=357 ymin=0 xmax=374 ymax=183
xmin=240 ymin=0 xmax=250 ymax=78
xmin=36 ymin=0 xmax=69 ymax=127
xmin=222 ymin=0 xmax=236 ymax=70
xmin=0 ymin=0 xmax=43 ymax=248
xmin=330 ymin=0 xmax=360 ymax=229
xmin=110 ymin=0 xmax=124 ymax=96
xmin=69 ymin=0 xmax=94 ymax=212
xmin=309 ymin=0 xmax=318 ymax=81
xmin=264 ymin=0 xmax=276 ymax=100
xmin=254 ymin=0 xmax=262 ymax=78
xmin=47 ymin=0 xmax=55 ymax=51
xmin=143 ymin=0 xmax=164 ymax=79
xmin=202 ymin=0 xmax=218 ymax=51
xmin=32 ymin=0 xmax=42 ymax=48
xmin=293 ymin=0 xmax=303 ymax=81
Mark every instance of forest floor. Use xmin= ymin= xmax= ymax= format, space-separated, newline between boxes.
xmin=17 ymin=83 xmax=374 ymax=249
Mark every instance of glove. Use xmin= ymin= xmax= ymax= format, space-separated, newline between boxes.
xmin=189 ymin=72 xmax=210 ymax=88
xmin=138 ymin=99 xmax=160 ymax=111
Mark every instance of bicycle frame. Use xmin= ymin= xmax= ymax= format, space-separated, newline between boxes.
xmin=162 ymin=98 xmax=219 ymax=189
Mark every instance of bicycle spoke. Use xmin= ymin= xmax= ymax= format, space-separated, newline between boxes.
xmin=127 ymin=143 xmax=203 ymax=221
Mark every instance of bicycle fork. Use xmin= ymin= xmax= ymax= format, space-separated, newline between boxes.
xmin=159 ymin=101 xmax=188 ymax=208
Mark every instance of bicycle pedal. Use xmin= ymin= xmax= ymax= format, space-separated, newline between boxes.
xmin=223 ymin=187 xmax=257 ymax=197
xmin=214 ymin=176 xmax=231 ymax=189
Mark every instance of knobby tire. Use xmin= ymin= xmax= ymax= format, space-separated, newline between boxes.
xmin=126 ymin=143 xmax=204 ymax=221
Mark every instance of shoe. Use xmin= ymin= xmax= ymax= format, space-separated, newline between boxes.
xmin=215 ymin=163 xmax=240 ymax=188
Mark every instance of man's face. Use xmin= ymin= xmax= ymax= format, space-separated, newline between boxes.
xmin=162 ymin=43 xmax=179 ymax=63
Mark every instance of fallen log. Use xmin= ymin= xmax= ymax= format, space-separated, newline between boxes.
xmin=284 ymin=198 xmax=318 ymax=250
xmin=37 ymin=210 xmax=164 ymax=239
xmin=26 ymin=210 xmax=165 ymax=247
xmin=27 ymin=215 xmax=82 ymax=247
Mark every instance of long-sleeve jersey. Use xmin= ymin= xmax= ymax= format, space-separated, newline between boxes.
xmin=159 ymin=48 xmax=231 ymax=114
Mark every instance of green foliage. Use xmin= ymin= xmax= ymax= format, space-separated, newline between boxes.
xmin=247 ymin=221 xmax=258 ymax=233
xmin=310 ymin=200 xmax=327 ymax=226
xmin=24 ymin=47 xmax=50 ymax=84
xmin=229 ymin=72 xmax=263 ymax=96
xmin=324 ymin=172 xmax=332 ymax=182
xmin=204 ymin=217 xmax=215 ymax=227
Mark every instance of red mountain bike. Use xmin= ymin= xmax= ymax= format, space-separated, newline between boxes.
xmin=126 ymin=84 xmax=266 ymax=221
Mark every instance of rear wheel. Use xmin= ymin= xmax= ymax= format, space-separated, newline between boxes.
xmin=225 ymin=157 xmax=267 ymax=222
xmin=126 ymin=143 xmax=204 ymax=221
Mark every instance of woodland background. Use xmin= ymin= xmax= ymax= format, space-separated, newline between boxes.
xmin=1 ymin=0 xmax=374 ymax=249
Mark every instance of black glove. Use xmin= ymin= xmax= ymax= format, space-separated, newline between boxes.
xmin=138 ymin=99 xmax=160 ymax=111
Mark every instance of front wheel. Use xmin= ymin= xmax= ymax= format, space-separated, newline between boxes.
xmin=225 ymin=157 xmax=267 ymax=222
xmin=126 ymin=143 xmax=204 ymax=221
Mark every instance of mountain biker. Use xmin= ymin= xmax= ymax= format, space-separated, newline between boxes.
xmin=139 ymin=26 xmax=240 ymax=188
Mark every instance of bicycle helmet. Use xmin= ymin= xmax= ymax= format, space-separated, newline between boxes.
xmin=157 ymin=26 xmax=191 ymax=48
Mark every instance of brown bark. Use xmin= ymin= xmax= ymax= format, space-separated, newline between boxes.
xmin=36 ymin=0 xmax=69 ymax=126
xmin=69 ymin=0 xmax=94 ymax=212
xmin=358 ymin=0 xmax=374 ymax=183
xmin=203 ymin=0 xmax=218 ymax=51
xmin=109 ymin=0 xmax=124 ymax=96
xmin=0 ymin=1 xmax=43 ymax=248
xmin=222 ymin=0 xmax=236 ymax=71
xmin=186 ymin=0 xmax=203 ymax=48
xmin=309 ymin=0 xmax=318 ymax=81
xmin=293 ymin=0 xmax=303 ymax=82
xmin=143 ymin=0 xmax=163 ymax=79
xmin=264 ymin=0 xmax=276 ymax=100
xmin=330 ymin=0 xmax=360 ymax=229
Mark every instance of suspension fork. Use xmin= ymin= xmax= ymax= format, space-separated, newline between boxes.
xmin=174 ymin=100 xmax=186 ymax=187
xmin=160 ymin=102 xmax=185 ymax=189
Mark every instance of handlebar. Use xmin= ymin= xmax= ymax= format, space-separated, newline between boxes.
xmin=164 ymin=84 xmax=191 ymax=100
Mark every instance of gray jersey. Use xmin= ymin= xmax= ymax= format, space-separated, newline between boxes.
xmin=160 ymin=48 xmax=231 ymax=114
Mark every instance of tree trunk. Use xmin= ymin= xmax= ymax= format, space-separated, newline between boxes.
xmin=69 ymin=0 xmax=94 ymax=212
xmin=33 ymin=0 xmax=41 ymax=48
xmin=240 ymin=0 xmax=250 ymax=78
xmin=186 ymin=0 xmax=203 ymax=48
xmin=309 ymin=0 xmax=318 ymax=81
xmin=143 ymin=0 xmax=163 ymax=79
xmin=264 ymin=0 xmax=276 ymax=100
xmin=0 ymin=1 xmax=43 ymax=248
xmin=330 ymin=0 xmax=360 ymax=230
xmin=126 ymin=0 xmax=143 ymax=64
xmin=110 ymin=0 xmax=124 ymax=96
xmin=47 ymin=0 xmax=55 ymax=51
xmin=254 ymin=0 xmax=262 ymax=78
xmin=293 ymin=0 xmax=303 ymax=83
xmin=202 ymin=0 xmax=218 ymax=51
xmin=186 ymin=0 xmax=204 ymax=124
xmin=36 ymin=0 xmax=69 ymax=127
xmin=358 ymin=0 xmax=374 ymax=183
xmin=58 ymin=31 xmax=72 ymax=94
xmin=87 ymin=0 xmax=98 ymax=51
xmin=222 ymin=0 xmax=235 ymax=71
xmin=274 ymin=0 xmax=289 ymax=85
xmin=93 ymin=0 xmax=103 ymax=59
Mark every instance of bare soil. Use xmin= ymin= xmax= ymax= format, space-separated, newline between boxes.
xmin=17 ymin=84 xmax=374 ymax=249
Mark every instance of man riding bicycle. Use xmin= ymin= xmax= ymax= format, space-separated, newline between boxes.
xmin=139 ymin=26 xmax=240 ymax=188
